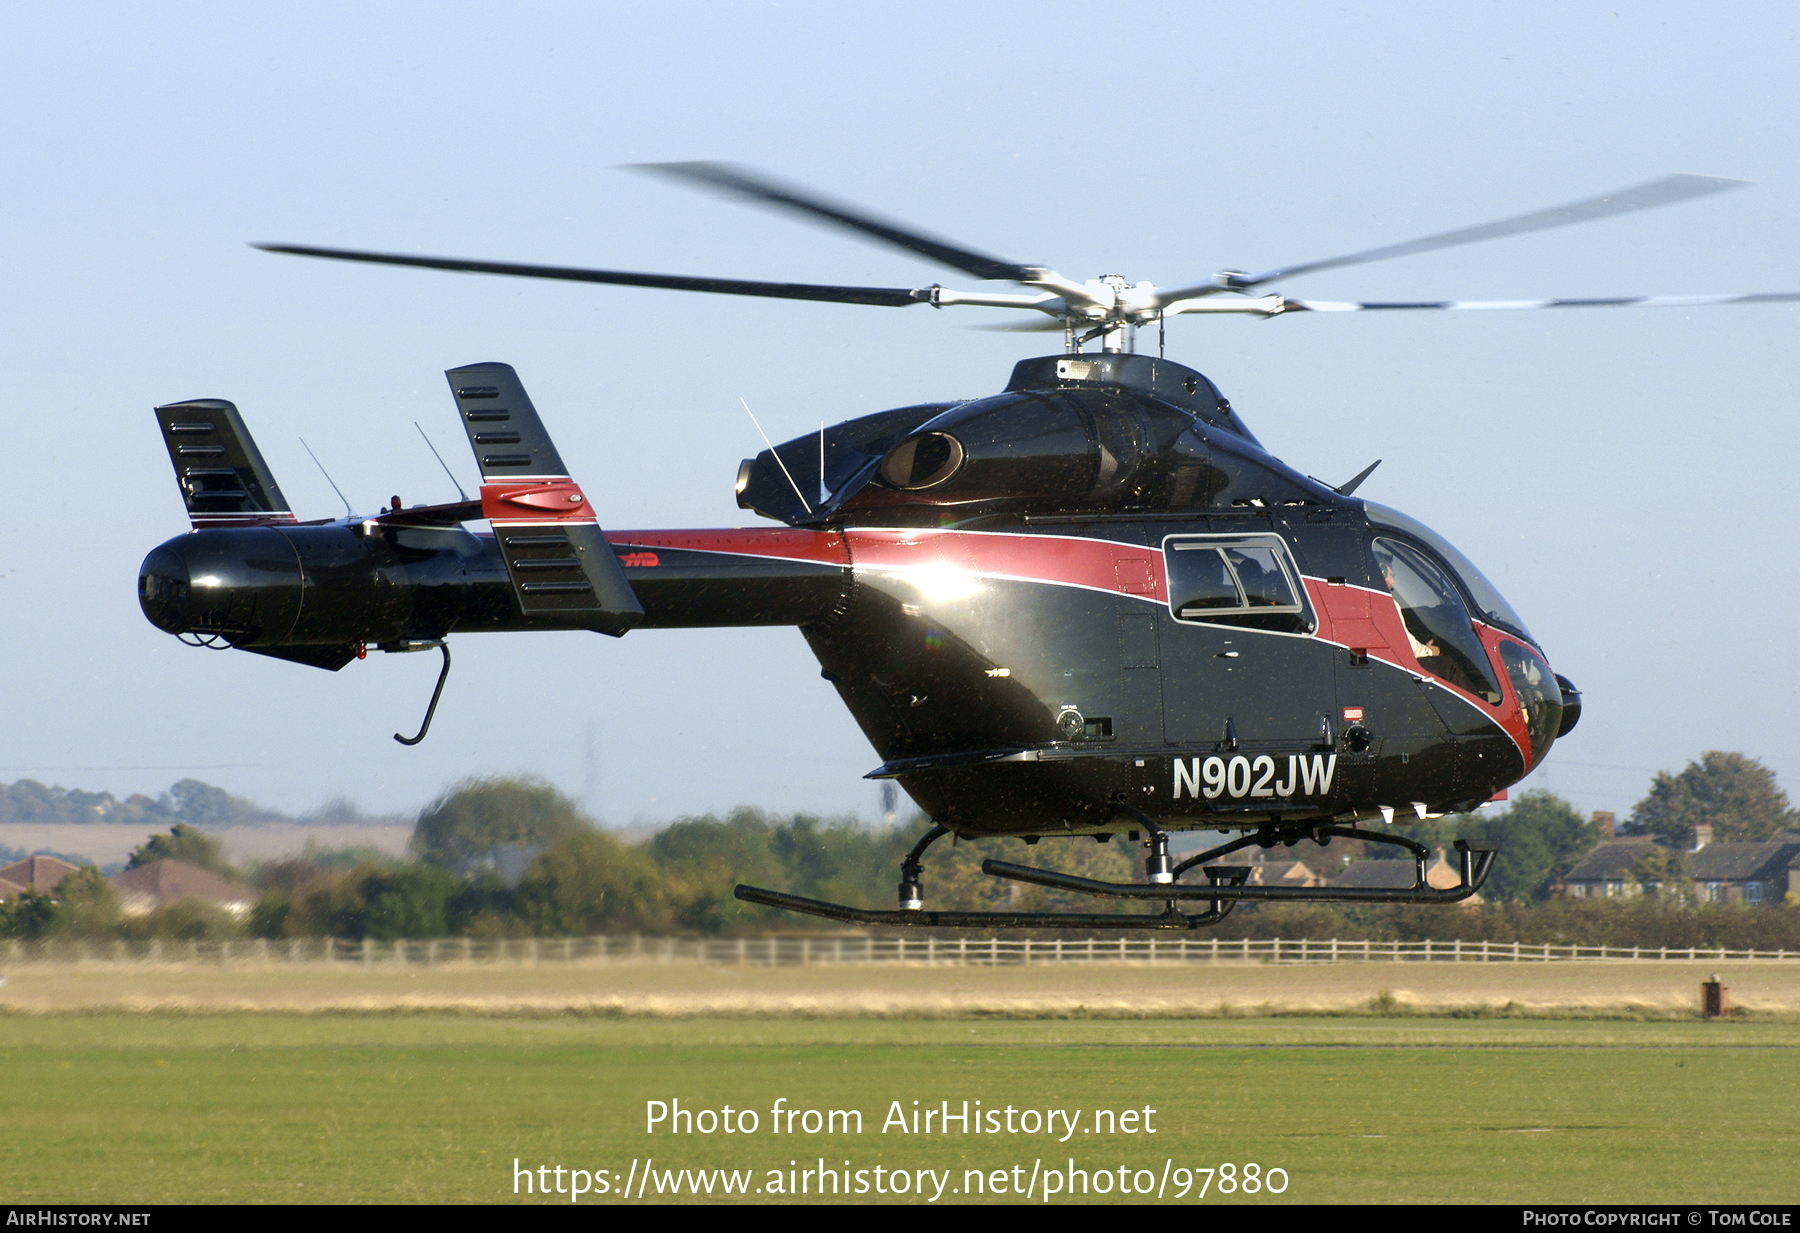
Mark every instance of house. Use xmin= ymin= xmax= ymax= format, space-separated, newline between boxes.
xmin=1560 ymin=833 xmax=1800 ymax=905
xmin=109 ymin=860 xmax=257 ymax=918
xmin=1560 ymin=838 xmax=1660 ymax=899
xmin=1242 ymin=859 xmax=1321 ymax=888
xmin=1688 ymin=837 xmax=1800 ymax=906
xmin=0 ymin=876 xmax=26 ymax=902
xmin=0 ymin=855 xmax=86 ymax=895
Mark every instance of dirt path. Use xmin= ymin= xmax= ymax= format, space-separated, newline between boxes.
xmin=2 ymin=957 xmax=1795 ymax=1017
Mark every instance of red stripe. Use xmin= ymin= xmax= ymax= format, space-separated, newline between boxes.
xmin=1307 ymin=576 xmax=1532 ymax=760
xmin=1480 ymin=627 xmax=1550 ymax=763
xmin=611 ymin=526 xmax=1535 ymax=759
xmin=604 ymin=527 xmax=1168 ymax=596
xmin=606 ymin=527 xmax=849 ymax=565
xmin=843 ymin=529 xmax=1165 ymax=598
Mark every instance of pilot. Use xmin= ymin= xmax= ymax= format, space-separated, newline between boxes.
xmin=1382 ymin=561 xmax=1441 ymax=661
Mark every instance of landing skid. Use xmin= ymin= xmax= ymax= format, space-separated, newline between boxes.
xmin=733 ymin=820 xmax=1496 ymax=930
xmin=734 ymin=868 xmax=1253 ymax=931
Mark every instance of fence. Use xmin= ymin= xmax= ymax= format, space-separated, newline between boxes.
xmin=4 ymin=935 xmax=1798 ymax=966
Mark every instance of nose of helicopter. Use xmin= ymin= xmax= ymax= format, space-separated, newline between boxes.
xmin=1555 ymin=674 xmax=1581 ymax=737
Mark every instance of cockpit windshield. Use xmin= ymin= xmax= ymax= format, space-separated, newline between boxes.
xmin=1372 ymin=538 xmax=1505 ymax=704
xmin=1363 ymin=502 xmax=1537 ymax=646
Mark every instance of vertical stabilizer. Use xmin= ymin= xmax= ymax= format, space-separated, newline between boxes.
xmin=155 ymin=399 xmax=297 ymax=530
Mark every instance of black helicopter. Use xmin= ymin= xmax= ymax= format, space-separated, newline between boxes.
xmin=137 ymin=165 xmax=1797 ymax=930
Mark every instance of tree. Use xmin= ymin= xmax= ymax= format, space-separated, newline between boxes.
xmin=43 ymin=867 xmax=122 ymax=938
xmin=0 ymin=889 xmax=57 ymax=939
xmin=410 ymin=777 xmax=593 ymax=869
xmin=1412 ymin=791 xmax=1595 ymax=903
xmin=1628 ymin=752 xmax=1796 ymax=848
xmin=0 ymin=865 xmax=114 ymax=939
xmin=126 ymin=823 xmax=230 ymax=874
xmin=359 ymin=864 xmax=467 ymax=940
xmin=645 ymin=809 xmax=787 ymax=932
xmin=123 ymin=898 xmax=244 ymax=941
xmin=1626 ymin=845 xmax=1694 ymax=902
xmin=514 ymin=829 xmax=669 ymax=934
xmin=164 ymin=778 xmax=280 ymax=828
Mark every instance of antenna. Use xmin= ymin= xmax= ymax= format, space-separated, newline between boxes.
xmin=740 ymin=397 xmax=811 ymax=514
xmin=415 ymin=422 xmax=470 ymax=501
xmin=819 ymin=420 xmax=827 ymax=504
xmin=299 ymin=437 xmax=354 ymax=517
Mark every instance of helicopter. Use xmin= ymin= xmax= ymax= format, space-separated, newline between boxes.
xmin=137 ymin=164 xmax=1799 ymax=930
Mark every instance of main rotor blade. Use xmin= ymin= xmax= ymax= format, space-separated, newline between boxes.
xmin=1173 ymin=174 xmax=1748 ymax=301
xmin=1286 ymin=290 xmax=1800 ymax=313
xmin=253 ymin=244 xmax=924 ymax=307
xmin=633 ymin=161 xmax=1034 ymax=283
xmin=970 ymin=317 xmax=1066 ymax=332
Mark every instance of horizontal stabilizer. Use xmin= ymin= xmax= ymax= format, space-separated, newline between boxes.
xmin=154 ymin=399 xmax=296 ymax=531
xmin=445 ymin=363 xmax=643 ymax=635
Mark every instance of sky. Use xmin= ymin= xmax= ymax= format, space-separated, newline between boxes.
xmin=3 ymin=1 xmax=1798 ymax=829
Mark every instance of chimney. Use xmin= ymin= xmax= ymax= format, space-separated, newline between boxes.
xmin=1592 ymin=811 xmax=1616 ymax=839
xmin=1690 ymin=823 xmax=1712 ymax=852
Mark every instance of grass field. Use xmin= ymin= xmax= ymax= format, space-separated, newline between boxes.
xmin=2 ymin=962 xmax=1798 ymax=1204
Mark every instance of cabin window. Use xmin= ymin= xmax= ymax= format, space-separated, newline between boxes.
xmin=1163 ymin=534 xmax=1312 ymax=634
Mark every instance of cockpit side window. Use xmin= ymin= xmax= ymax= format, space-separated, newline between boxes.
xmin=1164 ymin=534 xmax=1313 ymax=634
xmin=1363 ymin=501 xmax=1537 ymax=646
xmin=1372 ymin=537 xmax=1504 ymax=704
